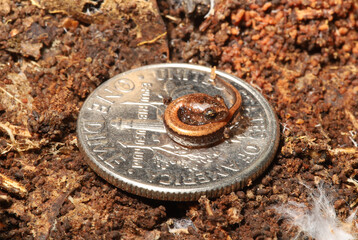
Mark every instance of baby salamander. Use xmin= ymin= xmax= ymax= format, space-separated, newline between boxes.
xmin=163 ymin=75 xmax=242 ymax=148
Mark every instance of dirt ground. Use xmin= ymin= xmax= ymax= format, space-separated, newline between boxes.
xmin=0 ymin=0 xmax=358 ymax=239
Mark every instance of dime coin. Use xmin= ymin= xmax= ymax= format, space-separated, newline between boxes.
xmin=77 ymin=63 xmax=280 ymax=201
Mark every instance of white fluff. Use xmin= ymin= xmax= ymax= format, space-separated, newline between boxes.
xmin=168 ymin=218 xmax=195 ymax=234
xmin=275 ymin=184 xmax=357 ymax=240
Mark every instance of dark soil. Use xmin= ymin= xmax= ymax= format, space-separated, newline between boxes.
xmin=0 ymin=0 xmax=357 ymax=239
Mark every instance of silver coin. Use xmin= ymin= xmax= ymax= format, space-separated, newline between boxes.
xmin=77 ymin=63 xmax=280 ymax=201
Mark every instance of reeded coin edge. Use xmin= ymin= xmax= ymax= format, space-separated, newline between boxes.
xmin=77 ymin=63 xmax=280 ymax=201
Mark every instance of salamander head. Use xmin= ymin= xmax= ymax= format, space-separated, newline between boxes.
xmin=176 ymin=93 xmax=229 ymax=125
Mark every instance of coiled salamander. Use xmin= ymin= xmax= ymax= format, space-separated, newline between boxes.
xmin=163 ymin=73 xmax=242 ymax=148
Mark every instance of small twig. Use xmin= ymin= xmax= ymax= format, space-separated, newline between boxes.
xmin=348 ymin=131 xmax=358 ymax=147
xmin=199 ymin=196 xmax=214 ymax=216
xmin=0 ymin=122 xmax=40 ymax=154
xmin=204 ymin=199 xmax=213 ymax=216
xmin=0 ymin=173 xmax=28 ymax=198
xmin=137 ymin=32 xmax=167 ymax=46
xmin=347 ymin=178 xmax=358 ymax=189
xmin=0 ymin=122 xmax=31 ymax=138
xmin=345 ymin=109 xmax=358 ymax=131
xmin=210 ymin=66 xmax=217 ymax=80
xmin=0 ymin=122 xmax=16 ymax=144
xmin=39 ymin=177 xmax=83 ymax=239
xmin=204 ymin=0 xmax=215 ymax=18
xmin=165 ymin=15 xmax=181 ymax=23
xmin=329 ymin=148 xmax=357 ymax=155
xmin=0 ymin=86 xmax=25 ymax=106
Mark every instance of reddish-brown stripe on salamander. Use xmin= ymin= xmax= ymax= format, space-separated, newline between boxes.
xmin=163 ymin=76 xmax=242 ymax=148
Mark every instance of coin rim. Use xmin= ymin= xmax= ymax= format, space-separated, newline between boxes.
xmin=77 ymin=63 xmax=280 ymax=201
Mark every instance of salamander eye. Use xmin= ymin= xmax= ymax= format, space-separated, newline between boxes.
xmin=205 ymin=109 xmax=217 ymax=119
